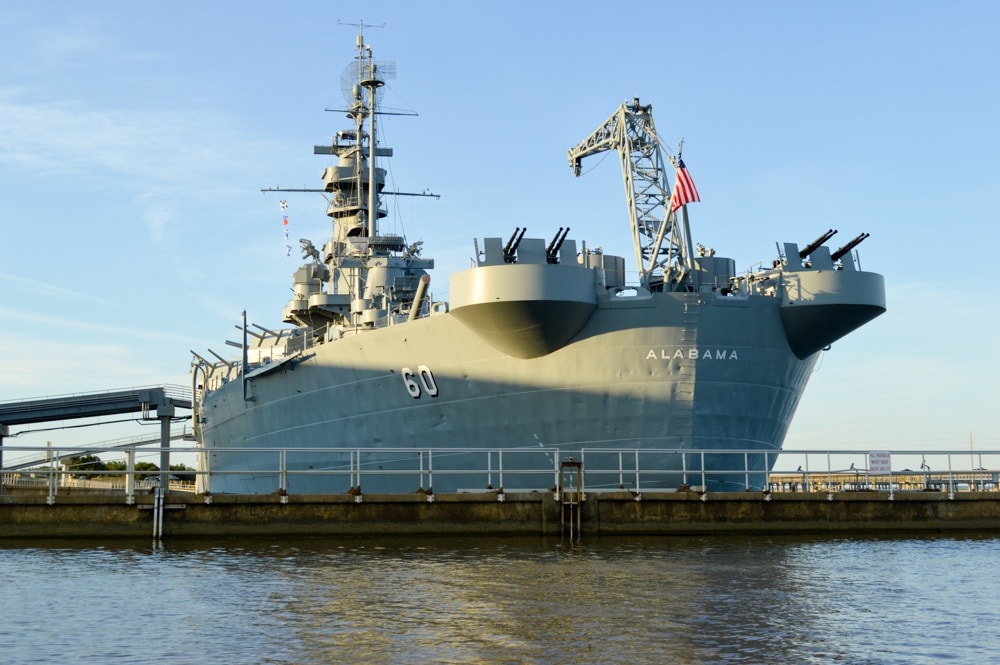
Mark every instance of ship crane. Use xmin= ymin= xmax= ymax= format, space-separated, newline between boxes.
xmin=568 ymin=98 xmax=695 ymax=290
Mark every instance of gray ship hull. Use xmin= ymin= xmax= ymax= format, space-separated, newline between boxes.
xmin=193 ymin=38 xmax=884 ymax=495
xmin=198 ymin=289 xmax=818 ymax=494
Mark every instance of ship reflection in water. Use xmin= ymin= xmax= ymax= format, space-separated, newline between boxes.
xmin=2 ymin=535 xmax=997 ymax=664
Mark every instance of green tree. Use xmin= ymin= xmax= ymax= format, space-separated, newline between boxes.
xmin=65 ymin=454 xmax=105 ymax=478
xmin=169 ymin=464 xmax=195 ymax=482
xmin=134 ymin=462 xmax=159 ymax=479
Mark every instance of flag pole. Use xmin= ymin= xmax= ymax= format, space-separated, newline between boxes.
xmin=668 ymin=149 xmax=699 ymax=287
xmin=678 ymin=205 xmax=697 ymax=287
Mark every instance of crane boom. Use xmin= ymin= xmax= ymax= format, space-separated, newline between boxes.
xmin=567 ymin=98 xmax=694 ymax=289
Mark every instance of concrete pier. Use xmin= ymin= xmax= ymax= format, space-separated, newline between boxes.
xmin=3 ymin=490 xmax=1000 ymax=539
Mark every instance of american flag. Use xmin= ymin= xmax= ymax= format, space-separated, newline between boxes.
xmin=670 ymin=159 xmax=700 ymax=212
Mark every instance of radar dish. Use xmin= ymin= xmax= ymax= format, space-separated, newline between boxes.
xmin=340 ymin=60 xmax=397 ymax=104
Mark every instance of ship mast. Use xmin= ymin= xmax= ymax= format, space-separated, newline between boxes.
xmin=357 ymin=34 xmax=384 ymax=239
xmin=264 ymin=26 xmax=436 ymax=333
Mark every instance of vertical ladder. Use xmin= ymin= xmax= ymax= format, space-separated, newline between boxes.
xmin=560 ymin=458 xmax=584 ymax=539
xmin=669 ymin=293 xmax=700 ymax=447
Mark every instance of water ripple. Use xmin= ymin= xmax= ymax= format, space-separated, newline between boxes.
xmin=1 ymin=535 xmax=998 ymax=664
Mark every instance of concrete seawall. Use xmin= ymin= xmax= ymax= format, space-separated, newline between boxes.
xmin=3 ymin=490 xmax=1000 ymax=538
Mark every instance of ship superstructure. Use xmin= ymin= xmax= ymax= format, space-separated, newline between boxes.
xmin=191 ymin=32 xmax=885 ymax=494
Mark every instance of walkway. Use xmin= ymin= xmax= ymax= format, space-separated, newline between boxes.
xmin=0 ymin=385 xmax=192 ymax=492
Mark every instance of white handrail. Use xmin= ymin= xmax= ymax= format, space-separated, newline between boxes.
xmin=2 ymin=445 xmax=998 ymax=499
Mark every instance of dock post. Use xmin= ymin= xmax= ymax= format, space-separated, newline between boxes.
xmin=152 ymin=487 xmax=164 ymax=539
xmin=125 ymin=447 xmax=136 ymax=505
xmin=0 ymin=424 xmax=6 ymax=495
xmin=158 ymin=404 xmax=175 ymax=492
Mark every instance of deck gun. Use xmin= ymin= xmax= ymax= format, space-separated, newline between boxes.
xmin=546 ymin=227 xmax=571 ymax=264
xmin=799 ymin=229 xmax=838 ymax=258
xmin=503 ymin=227 xmax=526 ymax=263
xmin=831 ymin=233 xmax=870 ymax=261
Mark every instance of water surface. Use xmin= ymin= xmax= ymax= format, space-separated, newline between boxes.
xmin=2 ymin=535 xmax=996 ymax=664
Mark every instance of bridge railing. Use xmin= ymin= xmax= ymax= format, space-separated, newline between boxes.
xmin=0 ymin=384 xmax=191 ymax=409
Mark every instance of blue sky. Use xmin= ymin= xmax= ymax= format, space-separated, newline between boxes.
xmin=1 ymin=1 xmax=998 ymax=456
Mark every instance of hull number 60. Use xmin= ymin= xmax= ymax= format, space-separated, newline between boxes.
xmin=401 ymin=365 xmax=438 ymax=398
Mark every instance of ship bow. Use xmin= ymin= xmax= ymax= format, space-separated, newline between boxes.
xmin=779 ymin=270 xmax=886 ymax=359
xmin=449 ymin=263 xmax=598 ymax=358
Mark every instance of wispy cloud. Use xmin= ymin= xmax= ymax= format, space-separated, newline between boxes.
xmin=0 ymin=305 xmax=202 ymax=346
xmin=0 ymin=91 xmax=240 ymax=183
xmin=0 ymin=91 xmax=285 ymax=246
xmin=0 ymin=272 xmax=115 ymax=306
xmin=0 ymin=335 xmax=188 ymax=400
xmin=31 ymin=17 xmax=113 ymax=64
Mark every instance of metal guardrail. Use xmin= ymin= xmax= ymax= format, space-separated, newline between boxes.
xmin=1 ymin=444 xmax=199 ymax=505
xmin=2 ymin=446 xmax=998 ymax=502
xmin=1 ymin=427 xmax=195 ymax=471
xmin=579 ymin=448 xmax=1000 ymax=498
xmin=0 ymin=445 xmax=565 ymax=502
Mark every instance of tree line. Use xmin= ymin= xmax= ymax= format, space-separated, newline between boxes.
xmin=61 ymin=454 xmax=195 ymax=481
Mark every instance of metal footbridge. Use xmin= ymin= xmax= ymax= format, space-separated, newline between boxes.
xmin=0 ymin=385 xmax=192 ymax=491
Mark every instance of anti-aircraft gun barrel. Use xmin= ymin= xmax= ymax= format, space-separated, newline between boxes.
xmin=503 ymin=227 xmax=527 ymax=263
xmin=546 ymin=228 xmax=565 ymax=255
xmin=546 ymin=227 xmax=571 ymax=263
xmin=799 ymin=229 xmax=838 ymax=258
xmin=831 ymin=232 xmax=870 ymax=261
xmin=503 ymin=227 xmax=521 ymax=256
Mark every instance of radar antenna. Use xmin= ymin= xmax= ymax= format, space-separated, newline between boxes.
xmin=339 ymin=56 xmax=395 ymax=108
xmin=336 ymin=18 xmax=386 ymax=36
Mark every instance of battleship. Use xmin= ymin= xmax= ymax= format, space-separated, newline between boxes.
xmin=191 ymin=31 xmax=886 ymax=494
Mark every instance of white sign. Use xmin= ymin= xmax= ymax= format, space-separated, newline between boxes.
xmin=868 ymin=450 xmax=892 ymax=474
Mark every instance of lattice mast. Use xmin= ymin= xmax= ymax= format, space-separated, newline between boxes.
xmin=568 ymin=98 xmax=695 ymax=290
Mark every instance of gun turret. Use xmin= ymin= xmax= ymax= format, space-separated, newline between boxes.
xmin=799 ymin=229 xmax=838 ymax=259
xmin=831 ymin=233 xmax=870 ymax=261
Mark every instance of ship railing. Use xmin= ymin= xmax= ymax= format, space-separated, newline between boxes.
xmin=3 ymin=445 xmax=998 ymax=500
